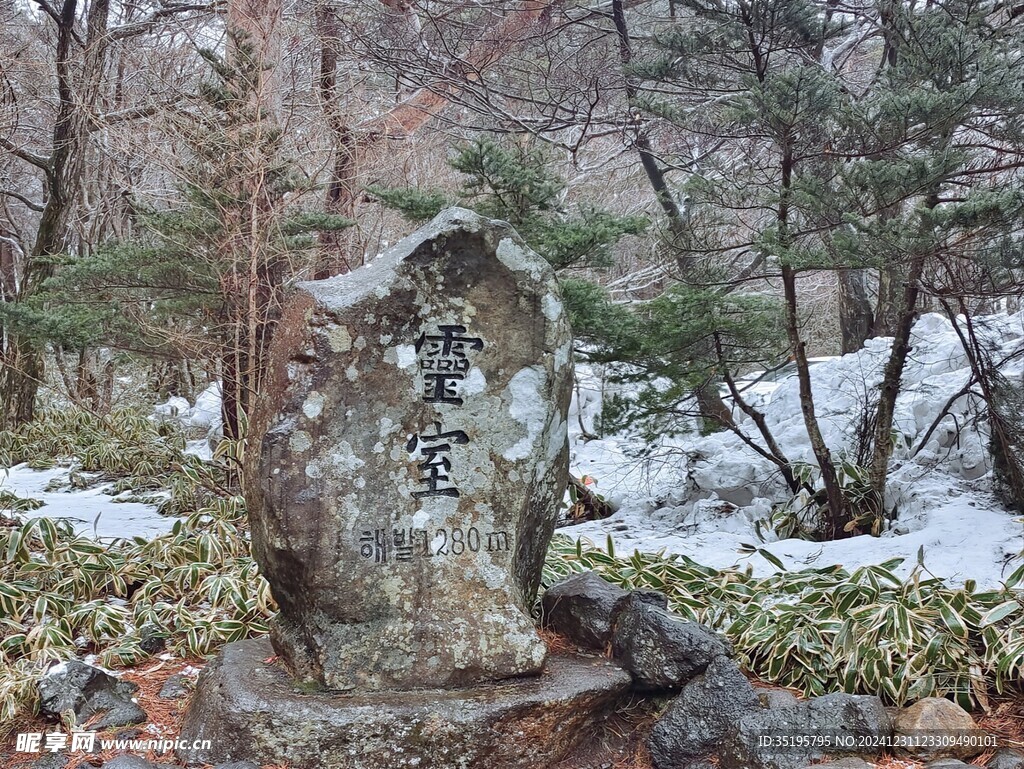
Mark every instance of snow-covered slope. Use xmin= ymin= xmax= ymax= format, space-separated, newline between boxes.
xmin=569 ymin=312 xmax=1024 ymax=587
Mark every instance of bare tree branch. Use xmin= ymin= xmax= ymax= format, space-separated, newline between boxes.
xmin=0 ymin=189 xmax=44 ymax=212
xmin=0 ymin=136 xmax=51 ymax=173
xmin=107 ymin=1 xmax=226 ymax=40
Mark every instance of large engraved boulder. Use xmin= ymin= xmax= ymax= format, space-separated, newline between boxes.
xmin=245 ymin=208 xmax=573 ymax=692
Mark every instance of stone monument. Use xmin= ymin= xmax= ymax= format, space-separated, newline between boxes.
xmin=179 ymin=209 xmax=630 ymax=768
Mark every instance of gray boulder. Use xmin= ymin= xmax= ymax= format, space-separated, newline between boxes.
xmin=158 ymin=673 xmax=189 ymax=700
xmin=541 ymin=571 xmax=628 ymax=649
xmin=177 ymin=636 xmax=631 ymax=769
xmin=893 ymin=697 xmax=986 ymax=759
xmin=759 ymin=689 xmax=801 ymax=709
xmin=988 ymin=749 xmax=1024 ymax=769
xmin=245 ymin=207 xmax=573 ymax=692
xmin=38 ymin=660 xmax=146 ymax=730
xmin=926 ymin=761 xmax=971 ymax=769
xmin=721 ymin=693 xmax=892 ymax=769
xmin=611 ymin=594 xmax=732 ymax=690
xmin=648 ymin=656 xmax=761 ymax=769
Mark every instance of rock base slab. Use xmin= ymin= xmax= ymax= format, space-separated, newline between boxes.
xmin=178 ymin=638 xmax=631 ymax=769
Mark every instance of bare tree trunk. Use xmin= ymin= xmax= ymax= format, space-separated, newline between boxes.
xmin=1 ymin=0 xmax=112 ymax=428
xmin=778 ymin=140 xmax=850 ymax=538
xmin=99 ymin=357 xmax=115 ymax=414
xmin=214 ymin=0 xmax=285 ymax=441
xmin=76 ymin=348 xmax=98 ymax=410
xmin=867 ymin=195 xmax=937 ymax=511
xmin=837 ymin=268 xmax=874 ymax=353
xmin=783 ymin=266 xmax=850 ymax=537
xmin=0 ymin=229 xmax=16 ymax=303
xmin=314 ymin=2 xmax=358 ymax=279
xmin=873 ymin=264 xmax=903 ymax=336
xmin=610 ymin=0 xmax=733 ymax=431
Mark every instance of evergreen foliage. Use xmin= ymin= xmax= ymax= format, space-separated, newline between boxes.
xmin=371 ymin=138 xmax=647 ymax=271
xmin=21 ymin=33 xmax=351 ymax=421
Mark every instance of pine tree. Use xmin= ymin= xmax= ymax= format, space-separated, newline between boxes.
xmin=31 ymin=31 xmax=351 ymax=437
xmin=371 ymin=138 xmax=646 ymax=272
xmin=626 ymin=0 xmax=1024 ymax=537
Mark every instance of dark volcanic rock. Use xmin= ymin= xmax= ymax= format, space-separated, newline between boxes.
xmin=158 ymin=673 xmax=189 ymax=700
xmin=721 ymin=693 xmax=893 ymax=769
xmin=541 ymin=571 xmax=628 ymax=649
xmin=177 ymin=637 xmax=631 ymax=769
xmin=628 ymin=589 xmax=670 ymax=610
xmin=647 ymin=656 xmax=761 ymax=769
xmin=759 ymin=689 xmax=801 ymax=709
xmin=138 ymin=625 xmax=167 ymax=655
xmin=988 ymin=749 xmax=1024 ymax=769
xmin=244 ymin=208 xmax=573 ymax=692
xmin=611 ymin=594 xmax=732 ymax=690
xmin=37 ymin=660 xmax=146 ymax=730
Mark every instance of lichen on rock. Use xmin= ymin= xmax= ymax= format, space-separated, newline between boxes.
xmin=244 ymin=208 xmax=573 ymax=692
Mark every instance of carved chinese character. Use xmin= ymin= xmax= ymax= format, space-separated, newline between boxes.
xmin=421 ymin=372 xmax=466 ymax=405
xmin=417 ymin=325 xmax=483 ymax=405
xmin=416 ymin=325 xmax=483 ymax=359
xmin=406 ymin=424 xmax=469 ymax=498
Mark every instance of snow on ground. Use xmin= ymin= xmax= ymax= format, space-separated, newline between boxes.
xmin=1 ymin=464 xmax=176 ymax=540
xmin=0 ymin=382 xmax=224 ymax=540
xmin=5 ymin=313 xmax=1024 ymax=587
xmin=568 ymin=312 xmax=1024 ymax=588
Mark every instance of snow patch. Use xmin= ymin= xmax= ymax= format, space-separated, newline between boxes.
xmin=1 ymin=465 xmax=177 ymax=540
xmin=503 ymin=367 xmax=547 ymax=461
xmin=565 ymin=311 xmax=1024 ymax=587
xmin=188 ymin=383 xmax=222 ymax=430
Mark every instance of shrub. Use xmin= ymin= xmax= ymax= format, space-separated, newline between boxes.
xmin=544 ymin=535 xmax=1024 ymax=709
xmin=0 ymin=408 xmax=269 ymax=730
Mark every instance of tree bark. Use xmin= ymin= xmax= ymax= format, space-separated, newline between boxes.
xmin=314 ymin=2 xmax=358 ymax=279
xmin=215 ymin=0 xmax=285 ymax=440
xmin=610 ymin=0 xmax=733 ymax=431
xmin=867 ymin=195 xmax=937 ymax=511
xmin=837 ymin=268 xmax=874 ymax=353
xmin=778 ymin=140 xmax=850 ymax=538
xmin=1 ymin=0 xmax=111 ymax=428
xmin=873 ymin=264 xmax=903 ymax=337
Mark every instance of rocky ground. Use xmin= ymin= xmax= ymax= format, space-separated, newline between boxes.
xmin=6 ymin=571 xmax=1024 ymax=769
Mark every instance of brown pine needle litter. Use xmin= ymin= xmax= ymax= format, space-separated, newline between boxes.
xmin=5 ymin=652 xmax=1024 ymax=769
